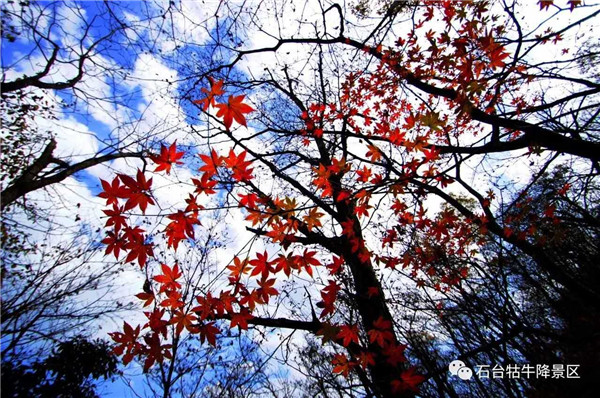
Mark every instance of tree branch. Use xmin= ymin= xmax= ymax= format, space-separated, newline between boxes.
xmin=1 ymin=148 xmax=144 ymax=210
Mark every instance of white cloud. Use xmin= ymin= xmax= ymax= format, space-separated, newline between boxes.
xmin=52 ymin=116 xmax=100 ymax=160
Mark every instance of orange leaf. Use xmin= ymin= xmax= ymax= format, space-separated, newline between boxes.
xmin=227 ymin=256 xmax=250 ymax=278
xmin=303 ymin=207 xmax=324 ymax=231
xmin=170 ymin=310 xmax=198 ymax=335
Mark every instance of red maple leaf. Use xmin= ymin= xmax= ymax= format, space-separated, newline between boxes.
xmin=118 ymin=170 xmax=155 ymax=213
xmin=422 ymin=147 xmax=440 ymax=162
xmin=144 ymin=308 xmax=169 ymax=337
xmin=368 ymin=317 xmax=394 ymax=347
xmin=354 ymin=202 xmax=371 ymax=218
xmin=198 ymin=321 xmax=220 ymax=346
xmin=320 ymin=280 xmax=341 ymax=317
xmin=223 ymin=149 xmax=254 ymax=182
xmin=312 ymin=164 xmax=333 ymax=197
xmin=229 ymin=309 xmax=253 ymax=330
xmin=193 ymin=77 xmax=225 ymax=111
xmin=337 ymin=324 xmax=360 ymax=347
xmin=109 ymin=321 xmax=142 ymax=365
xmin=192 ymin=173 xmax=217 ymax=195
xmin=159 ymin=289 xmax=184 ymax=309
xmin=153 ymin=263 xmax=182 ymax=293
xmin=335 ymin=189 xmax=351 ymax=203
xmin=238 ymin=192 xmax=259 ymax=209
xmin=568 ymin=0 xmax=581 ymax=11
xmin=103 ymin=204 xmax=127 ymax=233
xmin=217 ymin=291 xmax=235 ymax=315
xmin=265 ymin=220 xmax=290 ymax=244
xmin=99 ymin=177 xmax=130 ymax=206
xmin=123 ymin=230 xmax=154 ymax=268
xmin=256 ymin=278 xmax=278 ymax=303
xmin=142 ymin=333 xmax=172 ymax=371
xmin=332 ymin=354 xmax=354 ymax=377
xmin=386 ymin=343 xmax=407 ymax=366
xmin=272 ymin=253 xmax=296 ymax=277
xmin=249 ymin=251 xmax=272 ymax=278
xmin=356 ymin=351 xmax=376 ymax=369
xmin=391 ymin=367 xmax=425 ymax=393
xmin=164 ymin=210 xmax=200 ymax=250
xmin=365 ymin=144 xmax=382 ymax=162
xmin=135 ymin=292 xmax=155 ymax=307
xmin=149 ymin=141 xmax=184 ymax=174
xmin=296 ymin=249 xmax=320 ymax=276
xmin=327 ymin=256 xmax=344 ymax=274
xmin=538 ymin=0 xmax=553 ymax=10
xmin=215 ymin=94 xmax=254 ymax=129
xmin=101 ymin=231 xmax=126 ymax=259
xmin=238 ymin=289 xmax=264 ymax=312
xmin=356 ymin=166 xmax=372 ymax=183
xmin=192 ymin=293 xmax=216 ymax=320
xmin=198 ymin=149 xmax=222 ymax=178
xmin=488 ymin=45 xmax=510 ymax=69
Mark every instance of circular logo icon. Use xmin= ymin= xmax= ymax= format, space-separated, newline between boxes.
xmin=457 ymin=366 xmax=473 ymax=380
xmin=449 ymin=359 xmax=466 ymax=376
xmin=449 ymin=359 xmax=473 ymax=380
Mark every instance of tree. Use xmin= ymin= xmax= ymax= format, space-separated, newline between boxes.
xmin=113 ymin=216 xmax=290 ymax=398
xmin=99 ymin=1 xmax=600 ymax=397
xmin=397 ymin=165 xmax=599 ymax=398
xmin=1 ymin=1 xmax=184 ymax=390
xmin=1 ymin=336 xmax=119 ymax=398
xmin=0 ymin=0 xmax=592 ymax=397
xmin=1 ymin=229 xmax=131 ymax=360
xmin=0 ymin=0 xmax=150 ymax=211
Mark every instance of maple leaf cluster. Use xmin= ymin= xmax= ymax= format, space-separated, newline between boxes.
xmin=327 ymin=317 xmax=411 ymax=381
xmin=539 ymin=0 xmax=581 ymax=11
xmin=100 ymin=74 xmax=428 ymax=393
xmin=97 ymin=2 xmax=556 ymax=387
xmin=94 ymin=0 xmax=567 ymax=384
xmin=96 ymin=86 xmax=266 ymax=372
xmin=193 ymin=77 xmax=254 ymax=129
